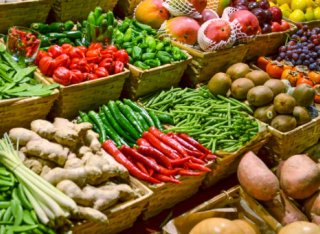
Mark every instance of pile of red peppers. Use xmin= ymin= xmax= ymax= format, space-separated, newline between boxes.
xmin=7 ymin=27 xmax=40 ymax=58
xmin=102 ymin=127 xmax=216 ymax=184
xmin=35 ymin=43 xmax=129 ymax=86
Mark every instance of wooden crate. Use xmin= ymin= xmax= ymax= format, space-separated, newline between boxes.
xmin=35 ymin=69 xmax=129 ymax=119
xmin=0 ymin=73 xmax=59 ymax=136
xmin=163 ymin=186 xmax=281 ymax=234
xmin=172 ymin=42 xmax=248 ymax=87
xmin=0 ymin=0 xmax=53 ymax=34
xmin=267 ymin=115 xmax=320 ymax=159
xmin=142 ymin=173 xmax=207 ymax=220
xmin=49 ymin=0 xmax=118 ymax=22
xmin=73 ymin=177 xmax=153 ymax=234
xmin=122 ymin=56 xmax=192 ymax=100
xmin=202 ymin=123 xmax=271 ymax=189
xmin=244 ymin=23 xmax=297 ymax=61
xmin=114 ymin=0 xmax=142 ymax=17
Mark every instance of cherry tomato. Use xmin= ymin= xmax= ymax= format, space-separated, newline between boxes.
xmin=266 ymin=62 xmax=284 ymax=79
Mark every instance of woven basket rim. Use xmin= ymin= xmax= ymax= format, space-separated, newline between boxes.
xmin=283 ymin=17 xmax=320 ymax=25
xmin=0 ymin=0 xmax=51 ymax=5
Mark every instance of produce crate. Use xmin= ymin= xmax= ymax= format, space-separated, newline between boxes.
xmin=284 ymin=18 xmax=320 ymax=29
xmin=0 ymin=73 xmax=59 ymax=136
xmin=35 ymin=69 xmax=129 ymax=119
xmin=49 ymin=0 xmax=118 ymax=22
xmin=173 ymin=42 xmax=248 ymax=87
xmin=267 ymin=115 xmax=320 ymax=159
xmin=122 ymin=56 xmax=192 ymax=100
xmin=244 ymin=23 xmax=297 ymax=61
xmin=142 ymin=173 xmax=207 ymax=220
xmin=114 ymin=0 xmax=142 ymax=17
xmin=0 ymin=0 xmax=53 ymax=34
xmin=202 ymin=122 xmax=271 ymax=189
xmin=72 ymin=177 xmax=153 ymax=234
xmin=162 ymin=186 xmax=281 ymax=234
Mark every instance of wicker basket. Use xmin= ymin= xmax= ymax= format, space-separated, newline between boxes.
xmin=244 ymin=23 xmax=297 ymax=61
xmin=0 ymin=0 xmax=53 ymax=34
xmin=142 ymin=173 xmax=207 ymax=220
xmin=172 ymin=42 xmax=248 ymax=87
xmin=0 ymin=73 xmax=59 ymax=136
xmin=35 ymin=69 xmax=129 ymax=119
xmin=122 ymin=56 xmax=192 ymax=100
xmin=163 ymin=186 xmax=281 ymax=234
xmin=284 ymin=17 xmax=320 ymax=29
xmin=267 ymin=116 xmax=320 ymax=159
xmin=202 ymin=122 xmax=271 ymax=189
xmin=72 ymin=177 xmax=153 ymax=234
xmin=49 ymin=0 xmax=118 ymax=22
xmin=114 ymin=0 xmax=142 ymax=17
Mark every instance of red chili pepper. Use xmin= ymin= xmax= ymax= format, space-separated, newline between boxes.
xmin=142 ymin=132 xmax=180 ymax=159
xmin=137 ymin=145 xmax=172 ymax=169
xmin=153 ymin=174 xmax=181 ymax=184
xmin=70 ymin=69 xmax=85 ymax=84
xmin=114 ymin=49 xmax=129 ymax=65
xmin=171 ymin=157 xmax=191 ymax=166
xmin=170 ymin=133 xmax=201 ymax=152
xmin=186 ymin=162 xmax=211 ymax=172
xmin=137 ymin=138 xmax=151 ymax=147
xmin=39 ymin=56 xmax=56 ymax=76
xmin=77 ymin=46 xmax=87 ymax=54
xmin=207 ymin=154 xmax=217 ymax=160
xmin=179 ymin=169 xmax=203 ymax=176
xmin=178 ymin=133 xmax=211 ymax=154
xmin=68 ymin=47 xmax=85 ymax=59
xmin=25 ymin=47 xmax=33 ymax=58
xmin=94 ymin=67 xmax=109 ymax=78
xmin=54 ymin=54 xmax=71 ymax=68
xmin=77 ymin=58 xmax=90 ymax=73
xmin=189 ymin=157 xmax=205 ymax=165
xmin=105 ymin=45 xmax=118 ymax=53
xmin=53 ymin=67 xmax=71 ymax=86
xmin=86 ymin=73 xmax=98 ymax=80
xmin=135 ymin=161 xmax=149 ymax=175
xmin=114 ymin=61 xmax=124 ymax=74
xmin=184 ymin=148 xmax=206 ymax=158
xmin=102 ymin=140 xmax=160 ymax=184
xmin=88 ymin=43 xmax=103 ymax=51
xmin=48 ymin=45 xmax=63 ymax=58
xmin=35 ymin=50 xmax=48 ymax=65
xmin=61 ymin=44 xmax=73 ymax=54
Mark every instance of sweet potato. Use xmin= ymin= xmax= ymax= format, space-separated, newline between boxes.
xmin=304 ymin=191 xmax=320 ymax=224
xmin=280 ymin=154 xmax=320 ymax=199
xmin=238 ymin=151 xmax=280 ymax=201
xmin=263 ymin=190 xmax=308 ymax=225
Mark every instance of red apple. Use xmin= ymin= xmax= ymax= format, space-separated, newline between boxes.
xmin=280 ymin=20 xmax=290 ymax=31
xmin=229 ymin=10 xmax=260 ymax=36
xmin=204 ymin=20 xmax=232 ymax=43
xmin=271 ymin=21 xmax=282 ymax=32
xmin=269 ymin=6 xmax=282 ymax=23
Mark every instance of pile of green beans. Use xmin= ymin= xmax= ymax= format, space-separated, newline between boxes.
xmin=140 ymin=86 xmax=259 ymax=153
xmin=0 ymin=166 xmax=55 ymax=234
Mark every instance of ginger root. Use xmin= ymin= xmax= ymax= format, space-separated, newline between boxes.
xmin=25 ymin=139 xmax=69 ymax=166
xmin=74 ymin=206 xmax=108 ymax=224
xmin=84 ymin=130 xmax=101 ymax=153
xmin=24 ymin=158 xmax=43 ymax=174
xmin=31 ymin=120 xmax=56 ymax=140
xmin=9 ymin=128 xmax=41 ymax=146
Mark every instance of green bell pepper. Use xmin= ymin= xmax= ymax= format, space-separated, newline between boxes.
xmin=155 ymin=42 xmax=164 ymax=51
xmin=64 ymin=20 xmax=74 ymax=31
xmin=145 ymin=36 xmax=156 ymax=49
xmin=156 ymin=51 xmax=172 ymax=64
xmin=134 ymin=61 xmax=150 ymax=70
xmin=142 ymin=52 xmax=156 ymax=61
xmin=123 ymin=28 xmax=133 ymax=42
xmin=132 ymin=46 xmax=142 ymax=61
xmin=145 ymin=59 xmax=161 ymax=68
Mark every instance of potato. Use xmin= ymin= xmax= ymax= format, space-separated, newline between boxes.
xmin=263 ymin=190 xmax=308 ymax=225
xmin=304 ymin=191 xmax=320 ymax=224
xmin=237 ymin=151 xmax=280 ymax=201
xmin=280 ymin=154 xmax=320 ymax=199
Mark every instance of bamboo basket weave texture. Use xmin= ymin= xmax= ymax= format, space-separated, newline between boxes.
xmin=114 ymin=0 xmax=142 ymax=17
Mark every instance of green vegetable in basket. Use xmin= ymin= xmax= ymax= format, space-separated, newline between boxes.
xmin=48 ymin=22 xmax=65 ymax=33
xmin=145 ymin=59 xmax=161 ymax=68
xmin=64 ymin=20 xmax=74 ymax=31
xmin=134 ymin=61 xmax=150 ymax=70
xmin=30 ymin=23 xmax=49 ymax=34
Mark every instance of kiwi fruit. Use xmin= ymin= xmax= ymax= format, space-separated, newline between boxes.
xmin=264 ymin=79 xmax=286 ymax=96
xmin=292 ymin=83 xmax=315 ymax=107
xmin=273 ymin=93 xmax=296 ymax=114
xmin=231 ymin=78 xmax=255 ymax=100
xmin=254 ymin=105 xmax=277 ymax=124
xmin=293 ymin=106 xmax=311 ymax=126
xmin=271 ymin=115 xmax=297 ymax=132
xmin=247 ymin=86 xmax=274 ymax=107
xmin=208 ymin=73 xmax=232 ymax=96
xmin=245 ymin=70 xmax=270 ymax=86
xmin=226 ymin=63 xmax=251 ymax=81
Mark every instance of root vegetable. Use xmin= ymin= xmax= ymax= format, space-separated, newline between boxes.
xmin=84 ymin=130 xmax=101 ymax=153
xmin=31 ymin=120 xmax=56 ymax=140
xmin=24 ymin=158 xmax=43 ymax=174
xmin=75 ymin=206 xmax=108 ymax=224
xmin=280 ymin=154 xmax=320 ymax=199
xmin=78 ymin=146 xmax=92 ymax=158
xmin=304 ymin=191 xmax=320 ymax=224
xmin=25 ymin=139 xmax=69 ymax=166
xmin=9 ymin=128 xmax=41 ymax=145
xmin=238 ymin=151 xmax=280 ymax=201
xmin=64 ymin=157 xmax=84 ymax=168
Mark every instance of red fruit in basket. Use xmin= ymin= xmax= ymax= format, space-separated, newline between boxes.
xmin=163 ymin=16 xmax=200 ymax=45
xmin=68 ymin=47 xmax=85 ymax=59
xmin=271 ymin=21 xmax=282 ymax=32
xmin=35 ymin=50 xmax=48 ymax=66
xmin=262 ymin=23 xmax=272 ymax=33
xmin=70 ymin=69 xmax=85 ymax=84
xmin=54 ymin=54 xmax=71 ymax=68
xmin=229 ymin=10 xmax=260 ymax=36
xmin=203 ymin=20 xmax=232 ymax=43
xmin=280 ymin=20 xmax=290 ymax=31
xmin=251 ymin=8 xmax=267 ymax=24
xmin=48 ymin=45 xmax=63 ymax=58
xmin=39 ymin=56 xmax=56 ymax=77
xmin=197 ymin=9 xmax=219 ymax=24
xmin=269 ymin=6 xmax=282 ymax=23
xmin=135 ymin=0 xmax=170 ymax=29
xmin=188 ymin=0 xmax=208 ymax=13
xmin=265 ymin=9 xmax=273 ymax=23
xmin=94 ymin=67 xmax=109 ymax=78
xmin=53 ymin=67 xmax=71 ymax=86
xmin=61 ymin=44 xmax=73 ymax=54
xmin=114 ymin=49 xmax=129 ymax=65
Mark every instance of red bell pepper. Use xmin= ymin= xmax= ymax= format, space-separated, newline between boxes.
xmin=114 ymin=61 xmax=124 ymax=74
xmin=48 ymin=45 xmax=63 ymax=58
xmin=54 ymin=54 xmax=71 ymax=68
xmin=86 ymin=49 xmax=101 ymax=64
xmin=87 ymin=73 xmax=98 ymax=81
xmin=99 ymin=58 xmax=114 ymax=73
xmin=77 ymin=58 xmax=90 ymax=73
xmin=53 ymin=67 xmax=71 ymax=86
xmin=39 ymin=56 xmax=56 ymax=76
xmin=88 ymin=63 xmax=99 ymax=73
xmin=77 ymin=46 xmax=87 ymax=54
xmin=70 ymin=69 xmax=85 ymax=84
xmin=61 ymin=44 xmax=73 ymax=54
xmin=114 ymin=49 xmax=129 ymax=65
xmin=35 ymin=50 xmax=48 ymax=66
xmin=68 ymin=47 xmax=85 ymax=59
xmin=94 ymin=67 xmax=109 ymax=78
xmin=105 ymin=45 xmax=118 ymax=53
xmin=100 ymin=50 xmax=114 ymax=60
xmin=88 ymin=43 xmax=103 ymax=51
